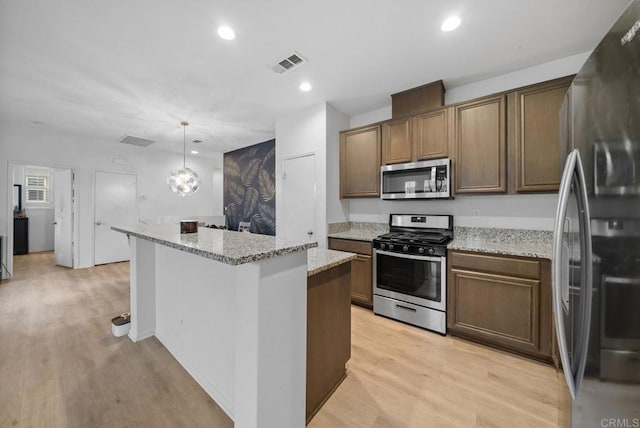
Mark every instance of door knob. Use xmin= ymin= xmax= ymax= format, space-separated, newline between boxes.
xmin=307 ymin=231 xmax=313 ymax=236
xmin=52 ymin=222 xmax=57 ymax=225
xmin=96 ymin=221 xmax=102 ymax=226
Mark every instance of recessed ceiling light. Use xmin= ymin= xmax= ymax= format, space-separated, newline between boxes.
xmin=441 ymin=15 xmax=462 ymax=32
xmin=191 ymin=150 xmax=199 ymax=154
xmin=299 ymin=82 xmax=312 ymax=92
xmin=217 ymin=25 xmax=235 ymax=40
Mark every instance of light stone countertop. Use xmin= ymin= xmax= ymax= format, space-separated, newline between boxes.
xmin=327 ymin=221 xmax=388 ymax=242
xmin=112 ymin=224 xmax=317 ymax=266
xmin=447 ymin=227 xmax=553 ymax=259
xmin=307 ymin=248 xmax=357 ymax=277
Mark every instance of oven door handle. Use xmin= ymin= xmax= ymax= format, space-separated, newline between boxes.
xmin=374 ymin=249 xmax=442 ymax=262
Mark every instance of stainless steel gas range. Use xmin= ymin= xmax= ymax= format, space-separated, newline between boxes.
xmin=372 ymin=214 xmax=453 ymax=334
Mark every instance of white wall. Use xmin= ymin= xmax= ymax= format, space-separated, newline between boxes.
xmin=325 ymin=104 xmax=350 ymax=224
xmin=0 ymin=123 xmax=223 ymax=271
xmin=275 ymin=103 xmax=328 ymax=247
xmin=350 ymin=105 xmax=392 ymax=129
xmin=345 ymin=52 xmax=592 ymax=230
xmin=445 ymin=52 xmax=590 ymax=104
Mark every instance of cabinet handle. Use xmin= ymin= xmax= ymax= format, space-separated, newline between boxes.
xmin=396 ymin=304 xmax=417 ymax=312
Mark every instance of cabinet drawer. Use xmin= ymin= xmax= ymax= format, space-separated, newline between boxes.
xmin=449 ymin=251 xmax=540 ymax=280
xmin=328 ymin=238 xmax=372 ymax=256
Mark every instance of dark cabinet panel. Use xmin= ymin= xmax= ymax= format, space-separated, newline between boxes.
xmin=13 ymin=217 xmax=29 ymax=255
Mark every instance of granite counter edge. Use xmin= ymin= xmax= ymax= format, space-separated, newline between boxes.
xmin=112 ymin=227 xmax=318 ymax=266
xmin=447 ymin=243 xmax=552 ymax=260
xmin=307 ymin=253 xmax=357 ymax=277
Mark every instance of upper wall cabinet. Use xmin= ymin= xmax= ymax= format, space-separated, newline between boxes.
xmin=454 ymin=94 xmax=507 ymax=193
xmin=381 ymin=117 xmax=412 ymax=165
xmin=508 ymin=76 xmax=574 ymax=193
xmin=413 ymin=107 xmax=449 ymax=161
xmin=381 ymin=107 xmax=450 ymax=166
xmin=340 ymin=125 xmax=381 ymax=198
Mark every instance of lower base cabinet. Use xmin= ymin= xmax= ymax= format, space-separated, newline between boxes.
xmin=447 ymin=250 xmax=553 ymax=360
xmin=306 ymin=262 xmax=351 ymax=423
xmin=328 ymin=238 xmax=373 ymax=307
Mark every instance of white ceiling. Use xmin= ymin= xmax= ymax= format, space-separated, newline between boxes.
xmin=0 ymin=0 xmax=631 ymax=157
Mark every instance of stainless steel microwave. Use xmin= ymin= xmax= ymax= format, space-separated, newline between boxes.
xmin=380 ymin=158 xmax=451 ymax=200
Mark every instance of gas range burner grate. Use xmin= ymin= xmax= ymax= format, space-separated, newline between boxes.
xmin=377 ymin=232 xmax=451 ymax=245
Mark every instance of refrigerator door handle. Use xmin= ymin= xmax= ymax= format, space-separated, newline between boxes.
xmin=573 ymin=150 xmax=593 ymax=397
xmin=552 ymin=149 xmax=578 ymax=399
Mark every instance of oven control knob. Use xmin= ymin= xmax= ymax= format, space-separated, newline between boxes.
xmin=388 ymin=244 xmax=394 ymax=250
xmin=403 ymin=245 xmax=409 ymax=252
xmin=380 ymin=243 xmax=386 ymax=250
xmin=418 ymin=247 xmax=425 ymax=254
xmin=427 ymin=248 xmax=435 ymax=255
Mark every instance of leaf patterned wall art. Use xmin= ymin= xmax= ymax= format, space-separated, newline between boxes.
xmin=258 ymin=168 xmax=275 ymax=201
xmin=223 ymin=139 xmax=276 ymax=235
xmin=241 ymin=158 xmax=262 ymax=186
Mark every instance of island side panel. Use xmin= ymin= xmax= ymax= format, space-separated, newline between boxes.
xmin=153 ymin=244 xmax=237 ymax=417
xmin=234 ymin=251 xmax=307 ymax=428
xmin=128 ymin=237 xmax=156 ymax=342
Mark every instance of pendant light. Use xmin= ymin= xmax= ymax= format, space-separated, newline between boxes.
xmin=167 ymin=121 xmax=200 ymax=196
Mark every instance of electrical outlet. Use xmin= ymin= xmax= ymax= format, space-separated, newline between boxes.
xmin=473 ymin=209 xmax=480 ymax=217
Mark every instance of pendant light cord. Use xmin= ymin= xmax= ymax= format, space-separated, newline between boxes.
xmin=181 ymin=121 xmax=189 ymax=169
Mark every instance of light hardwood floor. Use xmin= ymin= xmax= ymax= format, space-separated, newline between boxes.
xmin=0 ymin=252 xmax=561 ymax=427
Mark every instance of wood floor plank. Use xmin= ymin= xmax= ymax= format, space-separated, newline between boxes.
xmin=1 ymin=252 xmax=560 ymax=428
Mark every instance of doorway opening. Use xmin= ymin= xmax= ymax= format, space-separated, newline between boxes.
xmin=4 ymin=161 xmax=78 ymax=279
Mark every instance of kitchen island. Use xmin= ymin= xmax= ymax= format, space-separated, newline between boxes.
xmin=305 ymin=248 xmax=356 ymax=422
xmin=112 ymin=224 xmax=317 ymax=428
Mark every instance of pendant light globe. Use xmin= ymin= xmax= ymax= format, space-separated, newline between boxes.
xmin=167 ymin=121 xmax=200 ymax=196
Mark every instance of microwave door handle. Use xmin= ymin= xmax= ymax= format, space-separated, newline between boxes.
xmin=552 ymin=149 xmax=578 ymax=399
xmin=573 ymin=150 xmax=593 ymax=396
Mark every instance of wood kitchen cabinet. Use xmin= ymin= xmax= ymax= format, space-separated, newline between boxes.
xmin=508 ymin=75 xmax=574 ymax=193
xmin=413 ymin=107 xmax=450 ymax=161
xmin=328 ymin=238 xmax=373 ymax=307
xmin=381 ymin=117 xmax=412 ymax=165
xmin=447 ymin=250 xmax=553 ymax=360
xmin=454 ymin=94 xmax=507 ymax=193
xmin=306 ymin=262 xmax=351 ymax=423
xmin=381 ymin=107 xmax=450 ymax=165
xmin=340 ymin=125 xmax=381 ymax=198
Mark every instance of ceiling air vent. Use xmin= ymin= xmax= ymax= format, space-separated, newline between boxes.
xmin=271 ymin=52 xmax=307 ymax=74
xmin=119 ymin=135 xmax=155 ymax=147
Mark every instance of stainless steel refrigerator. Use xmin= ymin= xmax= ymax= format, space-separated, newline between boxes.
xmin=553 ymin=0 xmax=640 ymax=426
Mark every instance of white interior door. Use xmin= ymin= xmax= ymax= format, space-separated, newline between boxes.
xmin=282 ymin=154 xmax=316 ymax=241
xmin=94 ymin=171 xmax=137 ymax=265
xmin=53 ymin=169 xmax=73 ymax=267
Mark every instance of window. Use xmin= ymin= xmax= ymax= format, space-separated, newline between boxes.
xmin=25 ymin=173 xmax=50 ymax=205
